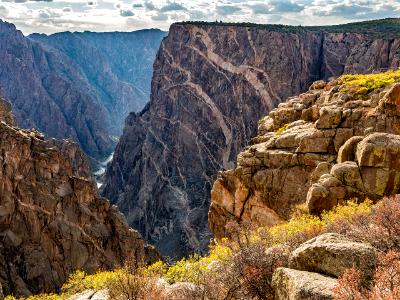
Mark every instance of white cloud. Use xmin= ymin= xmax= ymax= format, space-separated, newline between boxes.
xmin=0 ymin=0 xmax=398 ymax=34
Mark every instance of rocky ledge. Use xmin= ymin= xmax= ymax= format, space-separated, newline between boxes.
xmin=209 ymin=78 xmax=400 ymax=238
xmin=0 ymin=97 xmax=159 ymax=297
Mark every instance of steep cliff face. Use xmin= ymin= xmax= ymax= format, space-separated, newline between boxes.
xmin=30 ymin=29 xmax=166 ymax=134
xmin=209 ymin=77 xmax=400 ymax=238
xmin=0 ymin=19 xmax=164 ymax=161
xmin=102 ymin=21 xmax=400 ymax=257
xmin=0 ymin=97 xmax=159 ymax=297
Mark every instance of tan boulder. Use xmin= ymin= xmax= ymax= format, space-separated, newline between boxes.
xmin=272 ymin=267 xmax=337 ymax=300
xmin=337 ymin=136 xmax=363 ymax=163
xmin=356 ymin=133 xmax=400 ymax=168
xmin=331 ymin=161 xmax=364 ymax=191
xmin=316 ymin=106 xmax=342 ymax=129
xmin=289 ymin=233 xmax=376 ymax=278
xmin=379 ymin=83 xmax=400 ymax=116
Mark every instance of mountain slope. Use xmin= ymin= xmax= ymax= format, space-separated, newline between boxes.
xmin=30 ymin=29 xmax=167 ymax=134
xmin=0 ymin=19 xmax=165 ymax=161
xmin=103 ymin=19 xmax=400 ymax=257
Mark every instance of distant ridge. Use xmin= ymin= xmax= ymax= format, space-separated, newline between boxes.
xmin=177 ymin=18 xmax=400 ymax=37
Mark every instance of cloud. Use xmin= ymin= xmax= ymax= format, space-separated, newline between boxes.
xmin=160 ymin=2 xmax=187 ymax=12
xmin=249 ymin=1 xmax=304 ymax=15
xmin=0 ymin=0 xmax=400 ymax=35
xmin=151 ymin=12 xmax=168 ymax=21
xmin=144 ymin=1 xmax=156 ymax=11
xmin=120 ymin=9 xmax=134 ymax=17
xmin=216 ymin=5 xmax=241 ymax=16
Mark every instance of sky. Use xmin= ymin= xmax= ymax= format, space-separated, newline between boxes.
xmin=0 ymin=0 xmax=399 ymax=35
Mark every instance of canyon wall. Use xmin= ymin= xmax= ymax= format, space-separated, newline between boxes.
xmin=0 ymin=97 xmax=159 ymax=297
xmin=0 ymin=19 xmax=164 ymax=161
xmin=102 ymin=21 xmax=400 ymax=257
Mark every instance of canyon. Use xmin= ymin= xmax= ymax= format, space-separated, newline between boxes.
xmin=0 ymin=19 xmax=165 ymax=162
xmin=102 ymin=19 xmax=400 ymax=257
xmin=1 ymin=16 xmax=400 ymax=299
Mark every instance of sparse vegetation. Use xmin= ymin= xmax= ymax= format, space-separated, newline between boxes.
xmin=334 ymin=251 xmax=400 ymax=299
xmin=10 ymin=196 xmax=400 ymax=300
xmin=339 ymin=70 xmax=400 ymax=98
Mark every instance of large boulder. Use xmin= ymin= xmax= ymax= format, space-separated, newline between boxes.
xmin=289 ymin=233 xmax=376 ymax=278
xmin=272 ymin=267 xmax=337 ymax=300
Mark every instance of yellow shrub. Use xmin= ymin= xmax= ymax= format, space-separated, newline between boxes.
xmin=322 ymin=199 xmax=372 ymax=224
xmin=5 ymin=294 xmax=65 ymax=300
xmin=269 ymin=214 xmax=324 ymax=244
xmin=339 ymin=70 xmax=400 ymax=98
xmin=61 ymin=269 xmax=120 ymax=295
xmin=165 ymin=244 xmax=231 ymax=284
xmin=275 ymin=123 xmax=289 ymax=135
xmin=142 ymin=260 xmax=167 ymax=277
xmin=269 ymin=200 xmax=372 ymax=244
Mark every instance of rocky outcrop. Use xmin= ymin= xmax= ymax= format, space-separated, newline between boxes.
xmin=0 ymin=19 xmax=164 ymax=161
xmin=209 ymin=75 xmax=400 ymax=238
xmin=272 ymin=267 xmax=337 ymax=300
xmin=0 ymin=99 xmax=159 ymax=297
xmin=289 ymin=233 xmax=376 ymax=278
xmin=272 ymin=233 xmax=379 ymax=299
xmin=103 ymin=20 xmax=400 ymax=257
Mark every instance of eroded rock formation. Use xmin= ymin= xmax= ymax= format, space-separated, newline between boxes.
xmin=209 ymin=78 xmax=400 ymax=238
xmin=103 ymin=20 xmax=400 ymax=257
xmin=0 ymin=97 xmax=159 ymax=297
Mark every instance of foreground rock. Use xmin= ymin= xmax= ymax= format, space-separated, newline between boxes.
xmin=103 ymin=19 xmax=400 ymax=257
xmin=272 ymin=267 xmax=337 ymax=300
xmin=289 ymin=233 xmax=376 ymax=278
xmin=68 ymin=290 xmax=109 ymax=300
xmin=210 ymin=75 xmax=400 ymax=238
xmin=0 ymin=98 xmax=159 ymax=297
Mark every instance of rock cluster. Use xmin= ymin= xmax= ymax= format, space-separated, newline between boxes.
xmin=0 ymin=98 xmax=159 ymax=297
xmin=210 ymin=80 xmax=400 ymax=238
